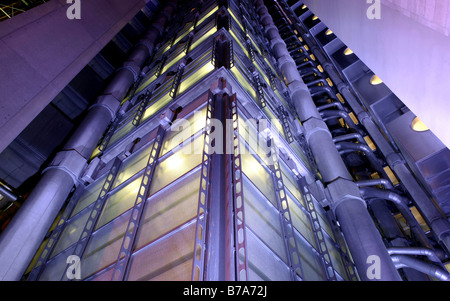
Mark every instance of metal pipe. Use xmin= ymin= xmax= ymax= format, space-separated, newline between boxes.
xmin=356 ymin=178 xmax=394 ymax=190
xmin=317 ymin=101 xmax=346 ymax=112
xmin=391 ymin=255 xmax=449 ymax=281
xmin=359 ymin=187 xmax=432 ymax=249
xmin=255 ymin=0 xmax=401 ymax=281
xmin=335 ymin=142 xmax=385 ymax=176
xmin=0 ymin=1 xmax=178 ymax=281
xmin=320 ymin=110 xmax=365 ymax=136
xmin=333 ymin=132 xmax=366 ymax=145
xmin=387 ymin=247 xmax=444 ymax=264
xmin=284 ymin=6 xmax=450 ymax=253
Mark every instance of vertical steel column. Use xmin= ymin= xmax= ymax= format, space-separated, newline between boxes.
xmin=192 ymin=96 xmax=215 ymax=281
xmin=111 ymin=126 xmax=166 ymax=281
xmin=254 ymin=0 xmax=401 ymax=280
xmin=228 ymin=94 xmax=249 ymax=281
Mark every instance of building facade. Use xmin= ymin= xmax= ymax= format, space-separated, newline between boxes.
xmin=0 ymin=0 xmax=449 ymax=282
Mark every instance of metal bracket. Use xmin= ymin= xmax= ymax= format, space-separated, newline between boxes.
xmin=111 ymin=125 xmax=166 ymax=281
xmin=60 ymin=157 xmax=123 ymax=280
xmin=132 ymin=90 xmax=153 ymax=126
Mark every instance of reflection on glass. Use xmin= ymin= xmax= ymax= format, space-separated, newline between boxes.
xmin=150 ymin=134 xmax=204 ymax=195
xmin=39 ymin=245 xmax=75 ymax=281
xmin=246 ymin=227 xmax=291 ymax=281
xmin=81 ymin=210 xmax=132 ymax=278
xmin=51 ymin=207 xmax=91 ymax=258
xmin=243 ymin=175 xmax=287 ymax=263
xmin=287 ymin=193 xmax=315 ymax=248
xmin=178 ymin=62 xmax=215 ymax=95
xmin=279 ymin=159 xmax=304 ymax=207
xmin=231 ymin=66 xmax=257 ymax=100
xmin=127 ymin=220 xmax=196 ymax=281
xmin=96 ymin=175 xmax=143 ymax=230
xmin=241 ymin=149 xmax=276 ymax=206
xmin=113 ymin=142 xmax=154 ymax=189
xmin=295 ymin=230 xmax=326 ymax=280
xmin=160 ymin=106 xmax=206 ymax=156
xmin=136 ymin=168 xmax=200 ymax=249
xmin=71 ymin=175 xmax=106 ymax=217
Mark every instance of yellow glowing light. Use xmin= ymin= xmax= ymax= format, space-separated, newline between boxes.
xmin=136 ymin=74 xmax=157 ymax=94
xmin=197 ymin=5 xmax=218 ymax=27
xmin=190 ymin=26 xmax=217 ymax=52
xmin=142 ymin=93 xmax=172 ymax=122
xmin=302 ymin=4 xmax=307 ymax=9
xmin=312 ymin=15 xmax=318 ymax=20
xmin=411 ymin=117 xmax=429 ymax=132
xmin=370 ymin=74 xmax=383 ymax=85
xmin=325 ymin=29 xmax=333 ymax=35
xmin=231 ymin=67 xmax=257 ymax=100
xmin=228 ymin=8 xmax=245 ymax=33
xmin=162 ymin=51 xmax=185 ymax=75
xmin=344 ymin=48 xmax=353 ymax=55
xmin=178 ymin=62 xmax=215 ymax=95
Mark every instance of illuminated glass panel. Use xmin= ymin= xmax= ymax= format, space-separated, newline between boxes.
xmin=325 ymin=235 xmax=347 ymax=280
xmin=295 ymin=230 xmax=326 ymax=280
xmin=135 ymin=168 xmax=201 ymax=249
xmin=241 ymin=145 xmax=277 ymax=206
xmin=127 ymin=220 xmax=196 ymax=281
xmin=279 ymin=159 xmax=305 ymax=207
xmin=196 ymin=4 xmax=218 ymax=28
xmin=51 ymin=207 xmax=91 ymax=258
xmin=286 ymin=192 xmax=315 ymax=248
xmin=95 ymin=175 xmax=143 ymax=230
xmin=81 ymin=210 xmax=132 ymax=278
xmin=243 ymin=175 xmax=287 ymax=263
xmin=149 ymin=134 xmax=204 ymax=195
xmin=160 ymin=105 xmax=207 ymax=157
xmin=190 ymin=21 xmax=217 ymax=51
xmin=238 ymin=112 xmax=271 ymax=166
xmin=178 ymin=55 xmax=215 ymax=95
xmin=113 ymin=142 xmax=154 ymax=189
xmin=231 ymin=65 xmax=257 ymax=101
xmin=246 ymin=227 xmax=291 ymax=281
xmin=71 ymin=175 xmax=106 ymax=217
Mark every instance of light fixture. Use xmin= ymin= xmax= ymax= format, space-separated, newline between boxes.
xmin=411 ymin=117 xmax=429 ymax=132
xmin=325 ymin=29 xmax=333 ymax=35
xmin=370 ymin=74 xmax=383 ymax=85
xmin=344 ymin=48 xmax=353 ymax=55
xmin=312 ymin=15 xmax=318 ymax=20
xmin=302 ymin=4 xmax=307 ymax=9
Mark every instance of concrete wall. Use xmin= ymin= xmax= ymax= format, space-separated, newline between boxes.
xmin=302 ymin=0 xmax=450 ymax=148
xmin=0 ymin=0 xmax=148 ymax=153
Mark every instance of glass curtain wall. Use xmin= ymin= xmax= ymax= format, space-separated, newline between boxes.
xmin=24 ymin=0 xmax=356 ymax=281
